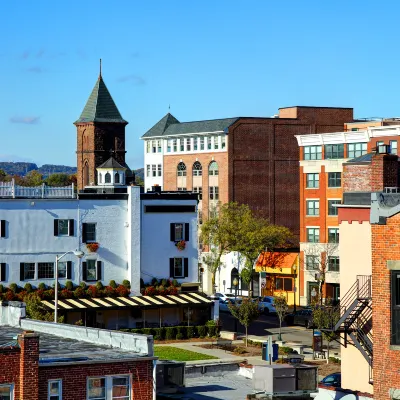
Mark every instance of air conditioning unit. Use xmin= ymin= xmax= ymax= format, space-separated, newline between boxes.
xmin=156 ymin=360 xmax=185 ymax=394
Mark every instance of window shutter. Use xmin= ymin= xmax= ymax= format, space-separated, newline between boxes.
xmin=170 ymin=258 xmax=174 ymax=278
xmin=20 ymin=263 xmax=24 ymax=281
xmin=82 ymin=262 xmax=87 ymax=281
xmin=0 ymin=263 xmax=5 ymax=281
xmin=69 ymin=219 xmax=74 ymax=236
xmin=170 ymin=223 xmax=175 ymax=241
xmin=184 ymin=258 xmax=189 ymax=278
xmin=185 ymin=223 xmax=190 ymax=242
xmin=82 ymin=223 xmax=87 ymax=243
xmin=54 ymin=219 xmax=59 ymax=236
xmin=66 ymin=261 xmax=72 ymax=280
xmin=0 ymin=220 xmax=5 ymax=238
xmin=96 ymin=261 xmax=102 ymax=281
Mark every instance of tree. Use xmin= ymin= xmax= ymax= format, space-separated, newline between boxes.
xmin=24 ymin=170 xmax=43 ymax=186
xmin=303 ymin=242 xmax=338 ymax=305
xmin=228 ymin=297 xmax=260 ymax=347
xmin=274 ymin=294 xmax=288 ymax=341
xmin=311 ymin=298 xmax=340 ymax=363
xmin=45 ymin=173 xmax=72 ymax=187
xmin=25 ymin=293 xmax=64 ymax=323
xmin=0 ymin=169 xmax=8 ymax=181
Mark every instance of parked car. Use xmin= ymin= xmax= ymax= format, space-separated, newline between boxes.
xmin=257 ymin=296 xmax=277 ymax=315
xmin=285 ymin=308 xmax=314 ymax=328
xmin=320 ymin=373 xmax=341 ymax=388
xmin=210 ymin=292 xmax=237 ymax=302
xmin=219 ymin=298 xmax=242 ymax=312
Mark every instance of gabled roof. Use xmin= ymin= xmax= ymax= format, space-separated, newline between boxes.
xmin=75 ymin=76 xmax=127 ymax=124
xmin=141 ymin=114 xmax=238 ymax=138
xmin=97 ymin=157 xmax=126 ymax=170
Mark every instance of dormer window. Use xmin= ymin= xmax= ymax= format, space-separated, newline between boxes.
xmin=115 ymin=173 xmax=120 ymax=184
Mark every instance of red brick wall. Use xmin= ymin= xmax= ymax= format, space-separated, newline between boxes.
xmin=39 ymin=360 xmax=153 ymax=400
xmin=370 ymin=154 xmax=398 ymax=192
xmin=371 ymin=213 xmax=400 ymax=399
xmin=18 ymin=332 xmax=39 ymax=400
xmin=343 ymin=163 xmax=372 ymax=192
xmin=0 ymin=348 xmax=21 ymax=399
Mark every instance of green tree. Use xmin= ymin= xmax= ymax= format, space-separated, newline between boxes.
xmin=274 ymin=294 xmax=289 ymax=341
xmin=25 ymin=170 xmax=43 ymax=186
xmin=45 ymin=173 xmax=72 ymax=187
xmin=135 ymin=175 xmax=144 ymax=186
xmin=25 ymin=293 xmax=64 ymax=323
xmin=228 ymin=297 xmax=260 ymax=347
xmin=0 ymin=169 xmax=8 ymax=181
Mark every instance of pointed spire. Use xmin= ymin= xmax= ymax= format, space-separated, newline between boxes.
xmin=99 ymin=58 xmax=102 ymax=78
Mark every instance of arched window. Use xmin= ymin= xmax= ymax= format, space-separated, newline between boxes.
xmin=115 ymin=172 xmax=120 ymax=184
xmin=193 ymin=161 xmax=202 ymax=176
xmin=177 ymin=162 xmax=187 ymax=176
xmin=231 ymin=267 xmax=239 ymax=290
xmin=105 ymin=172 xmax=111 ymax=183
xmin=83 ymin=162 xmax=89 ymax=187
xmin=98 ymin=173 xmax=102 ymax=184
xmin=209 ymin=161 xmax=219 ymax=176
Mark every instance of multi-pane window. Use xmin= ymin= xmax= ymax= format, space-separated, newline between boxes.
xmin=180 ymin=139 xmax=184 ymax=151
xmin=214 ymin=136 xmax=219 ymax=150
xmin=328 ymin=228 xmax=339 ymax=243
xmin=152 ymin=165 xmax=156 ymax=177
xmin=193 ymin=161 xmax=202 ymax=176
xmin=152 ymin=140 xmax=157 ymax=153
xmin=38 ymin=262 xmax=54 ymax=279
xmin=58 ymin=262 xmax=67 ymax=279
xmin=146 ymin=165 xmax=150 ymax=177
xmin=306 ymin=173 xmax=319 ymax=188
xmin=324 ymin=144 xmax=344 ymax=159
xmin=88 ymin=377 xmax=106 ymax=400
xmin=48 ymin=379 xmax=62 ymax=400
xmin=328 ymin=172 xmax=341 ymax=188
xmin=83 ymin=223 xmax=96 ymax=242
xmin=209 ymin=186 xmax=219 ymax=200
xmin=306 ymin=255 xmax=319 ymax=270
xmin=193 ymin=187 xmax=202 ymax=200
xmin=57 ymin=219 xmax=69 ymax=236
xmin=306 ymin=200 xmax=319 ymax=216
xmin=85 ymin=259 xmax=97 ymax=281
xmin=24 ymin=263 xmax=35 ymax=280
xmin=173 ymin=223 xmax=184 ymax=241
xmin=390 ymin=140 xmax=398 ymax=155
xmin=200 ymin=137 xmax=205 ymax=150
xmin=304 ymin=146 xmax=322 ymax=160
xmin=194 ymin=138 xmax=198 ymax=151
xmin=222 ymin=136 xmax=226 ymax=149
xmin=0 ymin=385 xmax=13 ymax=400
xmin=157 ymin=140 xmax=161 ymax=152
xmin=306 ymin=228 xmax=320 ymax=243
xmin=275 ymin=277 xmax=293 ymax=291
xmin=174 ymin=258 xmax=184 ymax=278
xmin=167 ymin=139 xmax=172 ymax=153
xmin=146 ymin=141 xmax=151 ymax=153
xmin=328 ymin=200 xmax=341 ymax=216
xmin=111 ymin=376 xmax=130 ymax=400
xmin=328 ymin=257 xmax=340 ymax=272
xmin=177 ymin=187 xmax=187 ymax=191
xmin=186 ymin=138 xmax=191 ymax=151
xmin=391 ymin=270 xmax=400 ymax=345
xmin=208 ymin=161 xmax=219 ymax=176
xmin=207 ymin=137 xmax=212 ymax=150
xmin=157 ymin=164 xmax=162 ymax=177
xmin=347 ymin=142 xmax=367 ymax=158
xmin=177 ymin=162 xmax=186 ymax=176
xmin=173 ymin=139 xmax=177 ymax=152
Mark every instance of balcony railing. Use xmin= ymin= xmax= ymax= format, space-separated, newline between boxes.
xmin=0 ymin=180 xmax=75 ymax=199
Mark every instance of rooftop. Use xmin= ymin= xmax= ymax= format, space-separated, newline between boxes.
xmin=0 ymin=325 xmax=151 ymax=366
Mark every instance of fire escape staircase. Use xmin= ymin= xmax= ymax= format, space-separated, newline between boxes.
xmin=324 ymin=275 xmax=372 ymax=367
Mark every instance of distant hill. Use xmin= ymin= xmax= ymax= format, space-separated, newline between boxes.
xmin=0 ymin=161 xmax=144 ymax=180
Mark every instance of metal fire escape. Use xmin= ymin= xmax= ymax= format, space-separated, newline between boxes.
xmin=324 ymin=275 xmax=373 ymax=382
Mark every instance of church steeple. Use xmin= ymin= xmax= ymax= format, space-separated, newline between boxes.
xmin=75 ymin=68 xmax=133 ymax=190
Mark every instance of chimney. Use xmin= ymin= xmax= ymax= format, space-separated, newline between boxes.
xmin=371 ymin=144 xmax=399 ymax=192
xmin=18 ymin=331 xmax=39 ymax=400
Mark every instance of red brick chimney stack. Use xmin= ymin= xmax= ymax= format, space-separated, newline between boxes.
xmin=18 ymin=331 xmax=39 ymax=400
xmin=370 ymin=146 xmax=399 ymax=192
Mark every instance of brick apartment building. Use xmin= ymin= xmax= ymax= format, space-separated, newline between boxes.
xmin=142 ymin=106 xmax=354 ymax=242
xmin=295 ymin=124 xmax=400 ymax=306
xmin=0 ymin=302 xmax=155 ymax=400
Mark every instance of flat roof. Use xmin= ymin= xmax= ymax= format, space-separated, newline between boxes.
xmin=279 ymin=105 xmax=353 ymax=110
xmin=0 ymin=326 xmax=151 ymax=366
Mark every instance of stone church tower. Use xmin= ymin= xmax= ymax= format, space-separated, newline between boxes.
xmin=74 ymin=70 xmax=133 ymax=190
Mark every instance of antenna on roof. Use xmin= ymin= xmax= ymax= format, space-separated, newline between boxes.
xmin=99 ymin=58 xmax=102 ymax=78
xmin=168 ymin=104 xmax=171 ymax=111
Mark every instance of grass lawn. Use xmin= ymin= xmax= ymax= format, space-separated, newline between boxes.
xmin=154 ymin=346 xmax=219 ymax=361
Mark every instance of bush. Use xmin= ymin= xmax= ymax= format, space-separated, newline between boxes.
xmin=208 ymin=326 xmax=217 ymax=337
xmin=144 ymin=286 xmax=157 ymax=296
xmin=167 ymin=286 xmax=178 ymax=295
xmin=60 ymin=289 xmax=73 ymax=299
xmin=116 ymin=285 xmax=130 ymax=297
xmin=234 ymin=346 xmax=247 ymax=354
xmin=74 ymin=287 xmax=85 ymax=299
xmin=151 ymin=278 xmax=159 ymax=286
xmin=196 ymin=325 xmax=207 ymax=338
xmin=122 ymin=280 xmax=131 ymax=289
xmin=0 ymin=284 xmax=4 ymax=293
xmin=130 ymin=329 xmax=143 ymax=334
xmin=165 ymin=327 xmax=176 ymax=340
xmin=206 ymin=320 xmax=216 ymax=326
xmin=176 ymin=333 xmax=184 ymax=340
xmin=176 ymin=326 xmax=186 ymax=339
xmin=329 ymin=357 xmax=341 ymax=364
xmin=95 ymin=281 xmax=103 ymax=291
xmin=109 ymin=280 xmax=117 ymax=289
xmin=43 ymin=289 xmax=55 ymax=300
xmin=9 ymin=283 xmax=18 ymax=293
xmin=245 ymin=339 xmax=262 ymax=347
xmin=187 ymin=326 xmax=195 ymax=339
xmin=38 ymin=282 xmax=47 ymax=291
xmin=153 ymin=327 xmax=165 ymax=340
xmin=278 ymin=346 xmax=294 ymax=355
xmin=79 ymin=282 xmax=86 ymax=289
xmin=86 ymin=286 xmax=98 ymax=298
xmin=172 ymin=279 xmax=179 ymax=287
xmin=24 ymin=283 xmax=33 ymax=293
xmin=157 ymin=285 xmax=166 ymax=294
xmin=161 ymin=279 xmax=168 ymax=287
xmin=142 ymin=328 xmax=155 ymax=336
xmin=103 ymin=286 xmax=116 ymax=297
xmin=65 ymin=280 xmax=74 ymax=291
xmin=52 ymin=282 xmax=61 ymax=290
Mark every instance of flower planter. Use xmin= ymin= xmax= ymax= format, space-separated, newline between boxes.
xmin=175 ymin=240 xmax=186 ymax=251
xmin=86 ymin=242 xmax=99 ymax=253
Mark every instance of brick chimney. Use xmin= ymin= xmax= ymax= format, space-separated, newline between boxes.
xmin=18 ymin=331 xmax=39 ymax=400
xmin=370 ymin=150 xmax=399 ymax=192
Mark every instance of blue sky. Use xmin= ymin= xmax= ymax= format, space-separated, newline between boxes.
xmin=1 ymin=1 xmax=400 ymax=169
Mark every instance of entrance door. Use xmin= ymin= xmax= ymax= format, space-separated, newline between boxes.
xmin=308 ymin=282 xmax=319 ymax=305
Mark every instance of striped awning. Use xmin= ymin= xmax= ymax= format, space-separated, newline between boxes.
xmin=41 ymin=292 xmax=213 ymax=311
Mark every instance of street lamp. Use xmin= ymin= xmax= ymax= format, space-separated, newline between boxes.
xmin=293 ymin=264 xmax=297 ymax=313
xmin=54 ymin=250 xmax=85 ymax=322
xmin=233 ymin=277 xmax=239 ymax=333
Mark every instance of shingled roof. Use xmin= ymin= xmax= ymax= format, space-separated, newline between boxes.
xmin=75 ymin=76 xmax=127 ymax=124
xmin=97 ymin=157 xmax=126 ymax=169
xmin=141 ymin=114 xmax=238 ymax=138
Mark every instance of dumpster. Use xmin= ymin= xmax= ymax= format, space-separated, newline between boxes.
xmin=262 ymin=342 xmax=279 ymax=361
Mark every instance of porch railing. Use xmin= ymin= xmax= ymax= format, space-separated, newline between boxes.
xmin=0 ymin=180 xmax=75 ymax=199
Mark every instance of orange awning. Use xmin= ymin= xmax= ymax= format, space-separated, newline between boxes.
xmin=256 ymin=252 xmax=298 ymax=271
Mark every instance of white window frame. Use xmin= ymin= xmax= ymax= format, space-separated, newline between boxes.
xmin=207 ymin=137 xmax=212 ymax=150
xmin=213 ymin=136 xmax=218 ymax=150
xmin=146 ymin=141 xmax=151 ymax=153
xmin=58 ymin=261 xmax=67 ymax=279
xmin=48 ymin=379 xmax=62 ymax=400
xmin=173 ymin=139 xmax=177 ymax=152
xmin=306 ymin=255 xmax=319 ymax=270
xmin=57 ymin=219 xmax=70 ymax=236
xmin=151 ymin=140 xmax=157 ymax=153
xmin=87 ymin=375 xmax=131 ymax=400
xmin=157 ymin=140 xmax=162 ymax=153
xmin=221 ymin=136 xmax=226 ymax=149
xmin=0 ymin=384 xmax=14 ymax=400
xmin=180 ymin=139 xmax=184 ymax=152
xmin=193 ymin=137 xmax=198 ymax=151
xmin=209 ymin=186 xmax=219 ymax=200
xmin=186 ymin=138 xmax=191 ymax=151
xmin=38 ymin=262 xmax=55 ymax=280
xmin=85 ymin=259 xmax=97 ymax=281
xmin=193 ymin=186 xmax=202 ymax=200
xmin=200 ymin=137 xmax=205 ymax=151
xmin=146 ymin=165 xmax=150 ymax=177
xmin=167 ymin=139 xmax=172 ymax=153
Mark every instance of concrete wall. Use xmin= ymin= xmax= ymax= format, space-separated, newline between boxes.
xmin=339 ymin=220 xmax=373 ymax=394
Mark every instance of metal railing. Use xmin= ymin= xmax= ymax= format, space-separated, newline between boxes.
xmin=0 ymin=180 xmax=75 ymax=199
